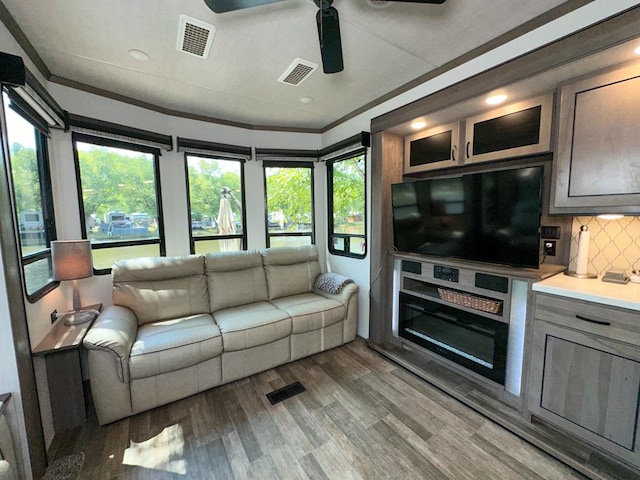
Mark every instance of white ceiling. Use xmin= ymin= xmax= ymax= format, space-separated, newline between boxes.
xmin=4 ymin=0 xmax=573 ymax=130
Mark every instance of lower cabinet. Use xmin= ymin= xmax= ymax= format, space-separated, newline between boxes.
xmin=529 ymin=294 xmax=640 ymax=467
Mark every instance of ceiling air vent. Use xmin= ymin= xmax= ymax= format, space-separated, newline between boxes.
xmin=278 ymin=59 xmax=318 ymax=86
xmin=177 ymin=15 xmax=215 ymax=59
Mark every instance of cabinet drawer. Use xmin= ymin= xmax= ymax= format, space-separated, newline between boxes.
xmin=534 ymin=293 xmax=640 ymax=345
xmin=529 ymin=320 xmax=640 ymax=466
xmin=541 ymin=334 xmax=640 ymax=450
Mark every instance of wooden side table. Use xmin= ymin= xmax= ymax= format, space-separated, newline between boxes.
xmin=32 ymin=304 xmax=101 ymax=434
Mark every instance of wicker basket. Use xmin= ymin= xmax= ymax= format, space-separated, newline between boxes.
xmin=437 ymin=288 xmax=502 ymax=315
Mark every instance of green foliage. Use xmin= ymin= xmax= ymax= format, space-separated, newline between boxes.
xmin=331 ymin=156 xmax=365 ymax=233
xmin=187 ymin=157 xmax=242 ymax=224
xmin=77 ymin=145 xmax=157 ymax=220
xmin=9 ymin=143 xmax=41 ymax=215
xmin=266 ymin=167 xmax=312 ymax=229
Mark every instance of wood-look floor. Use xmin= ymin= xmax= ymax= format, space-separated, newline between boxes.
xmin=49 ymin=338 xmax=586 ymax=479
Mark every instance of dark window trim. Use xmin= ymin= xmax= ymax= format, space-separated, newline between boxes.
xmin=183 ymin=152 xmax=248 ymax=254
xmin=327 ymin=149 xmax=367 ymax=259
xmin=1 ymin=89 xmax=58 ymax=302
xmin=72 ymin=132 xmax=166 ymax=275
xmin=177 ymin=137 xmax=251 ymax=158
xmin=6 ymin=92 xmax=50 ymax=135
xmin=68 ymin=113 xmax=173 ymax=151
xmin=263 ymin=161 xmax=315 ymax=248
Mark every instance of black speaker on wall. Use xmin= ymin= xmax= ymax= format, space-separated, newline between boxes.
xmin=0 ymin=52 xmax=26 ymax=87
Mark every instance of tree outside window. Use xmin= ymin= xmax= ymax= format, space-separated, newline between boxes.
xmin=74 ymin=134 xmax=164 ymax=272
xmin=186 ymin=155 xmax=246 ymax=254
xmin=2 ymin=91 xmax=57 ymax=300
xmin=264 ymin=163 xmax=314 ymax=247
xmin=328 ymin=153 xmax=366 ymax=258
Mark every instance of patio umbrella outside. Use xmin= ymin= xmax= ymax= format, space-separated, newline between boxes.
xmin=216 ymin=196 xmax=238 ymax=251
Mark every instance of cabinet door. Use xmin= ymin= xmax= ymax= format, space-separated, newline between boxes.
xmin=464 ymin=94 xmax=553 ymax=164
xmin=552 ymin=63 xmax=640 ymax=213
xmin=529 ymin=320 xmax=640 ymax=466
xmin=404 ymin=122 xmax=460 ymax=174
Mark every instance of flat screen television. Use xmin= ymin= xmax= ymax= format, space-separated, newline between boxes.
xmin=391 ymin=165 xmax=543 ymax=268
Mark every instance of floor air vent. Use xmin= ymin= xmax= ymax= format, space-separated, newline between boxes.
xmin=278 ymin=59 xmax=318 ymax=86
xmin=266 ymin=381 xmax=306 ymax=405
xmin=177 ymin=15 xmax=215 ymax=59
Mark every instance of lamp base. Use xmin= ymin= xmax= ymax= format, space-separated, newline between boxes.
xmin=64 ymin=310 xmax=96 ymax=326
xmin=564 ymin=271 xmax=598 ymax=279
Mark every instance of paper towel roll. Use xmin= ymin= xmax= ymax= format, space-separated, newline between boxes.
xmin=575 ymin=225 xmax=590 ymax=275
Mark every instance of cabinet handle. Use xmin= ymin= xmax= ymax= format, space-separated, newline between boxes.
xmin=465 ymin=141 xmax=471 ymax=159
xmin=575 ymin=314 xmax=611 ymax=326
xmin=451 ymin=145 xmax=457 ymax=162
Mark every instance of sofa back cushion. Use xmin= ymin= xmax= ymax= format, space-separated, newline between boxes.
xmin=206 ymin=250 xmax=268 ymax=311
xmin=262 ymin=245 xmax=321 ymax=300
xmin=112 ymin=255 xmax=209 ymax=325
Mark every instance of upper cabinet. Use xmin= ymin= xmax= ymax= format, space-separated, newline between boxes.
xmin=464 ymin=94 xmax=553 ymax=164
xmin=403 ymin=94 xmax=553 ymax=175
xmin=552 ymin=63 xmax=640 ymax=214
xmin=404 ymin=122 xmax=460 ymax=174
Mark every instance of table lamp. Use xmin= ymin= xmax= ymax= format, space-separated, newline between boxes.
xmin=51 ymin=239 xmax=95 ymax=325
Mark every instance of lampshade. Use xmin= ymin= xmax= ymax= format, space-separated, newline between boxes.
xmin=51 ymin=240 xmax=93 ymax=281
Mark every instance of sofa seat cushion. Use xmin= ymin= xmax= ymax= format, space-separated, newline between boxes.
xmin=129 ymin=314 xmax=223 ymax=380
xmin=271 ymin=293 xmax=345 ymax=334
xmin=214 ymin=302 xmax=292 ymax=352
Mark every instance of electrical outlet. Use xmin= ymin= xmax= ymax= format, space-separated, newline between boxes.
xmin=544 ymin=240 xmax=556 ymax=257
xmin=50 ymin=309 xmax=57 ymax=324
xmin=541 ymin=225 xmax=561 ymax=239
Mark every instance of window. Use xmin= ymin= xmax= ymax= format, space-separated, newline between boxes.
xmin=2 ymin=90 xmax=57 ymax=300
xmin=186 ymin=155 xmax=246 ymax=254
xmin=263 ymin=160 xmax=315 ymax=247
xmin=73 ymin=133 xmax=165 ymax=273
xmin=327 ymin=151 xmax=367 ymax=258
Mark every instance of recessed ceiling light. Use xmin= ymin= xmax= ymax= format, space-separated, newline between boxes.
xmin=486 ymin=94 xmax=507 ymax=105
xmin=300 ymin=96 xmax=313 ymax=104
xmin=635 ymin=45 xmax=640 ymax=56
xmin=128 ymin=49 xmax=150 ymax=62
xmin=410 ymin=121 xmax=426 ymax=130
xmin=597 ymin=214 xmax=624 ymax=220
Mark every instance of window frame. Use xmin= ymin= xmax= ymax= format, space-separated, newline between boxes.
xmin=1 ymin=88 xmax=58 ymax=302
xmin=263 ymin=160 xmax=316 ymax=248
xmin=326 ymin=148 xmax=367 ymax=259
xmin=72 ymin=132 xmax=166 ymax=275
xmin=184 ymin=152 xmax=248 ymax=254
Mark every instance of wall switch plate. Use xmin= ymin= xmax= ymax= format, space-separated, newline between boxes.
xmin=541 ymin=225 xmax=561 ymax=239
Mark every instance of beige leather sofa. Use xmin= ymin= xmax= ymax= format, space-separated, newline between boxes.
xmin=83 ymin=245 xmax=358 ymax=425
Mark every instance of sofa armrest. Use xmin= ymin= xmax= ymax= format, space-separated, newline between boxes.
xmin=83 ymin=305 xmax=138 ymax=383
xmin=314 ymin=280 xmax=359 ymax=305
xmin=314 ymin=272 xmax=354 ymax=295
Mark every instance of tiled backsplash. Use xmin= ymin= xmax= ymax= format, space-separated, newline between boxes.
xmin=569 ymin=216 xmax=640 ymax=277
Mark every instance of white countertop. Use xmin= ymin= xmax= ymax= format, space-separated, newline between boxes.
xmin=533 ymin=273 xmax=640 ymax=311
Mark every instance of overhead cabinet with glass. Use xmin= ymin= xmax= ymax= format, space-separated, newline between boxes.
xmin=404 ymin=94 xmax=553 ymax=174
xmin=552 ymin=63 xmax=640 ymax=214
xmin=463 ymin=94 xmax=553 ymax=164
xmin=404 ymin=122 xmax=460 ymax=174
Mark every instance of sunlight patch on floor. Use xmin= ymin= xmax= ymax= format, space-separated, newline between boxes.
xmin=122 ymin=423 xmax=186 ymax=474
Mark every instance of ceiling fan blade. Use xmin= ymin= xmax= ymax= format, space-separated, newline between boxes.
xmin=316 ymin=6 xmax=343 ymax=74
xmin=204 ymin=0 xmax=287 ymax=14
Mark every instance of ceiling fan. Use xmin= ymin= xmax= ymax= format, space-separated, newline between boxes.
xmin=203 ymin=0 xmax=447 ymax=74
